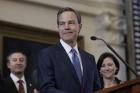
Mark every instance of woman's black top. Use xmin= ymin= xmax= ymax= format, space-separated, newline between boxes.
xmin=100 ymin=77 xmax=121 ymax=89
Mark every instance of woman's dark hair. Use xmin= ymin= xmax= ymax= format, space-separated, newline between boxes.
xmin=57 ymin=7 xmax=81 ymax=25
xmin=97 ymin=52 xmax=120 ymax=75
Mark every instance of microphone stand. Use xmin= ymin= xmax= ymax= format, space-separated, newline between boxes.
xmin=98 ymin=38 xmax=139 ymax=77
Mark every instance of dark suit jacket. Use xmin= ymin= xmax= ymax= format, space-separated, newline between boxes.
xmin=1 ymin=76 xmax=33 ymax=93
xmin=0 ymin=75 xmax=4 ymax=93
xmin=38 ymin=42 xmax=101 ymax=93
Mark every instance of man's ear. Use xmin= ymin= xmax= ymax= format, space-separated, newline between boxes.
xmin=78 ymin=24 xmax=82 ymax=33
xmin=79 ymin=24 xmax=82 ymax=29
xmin=7 ymin=62 xmax=10 ymax=69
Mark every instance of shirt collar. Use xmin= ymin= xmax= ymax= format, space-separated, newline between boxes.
xmin=60 ymin=39 xmax=78 ymax=54
xmin=10 ymin=73 xmax=26 ymax=83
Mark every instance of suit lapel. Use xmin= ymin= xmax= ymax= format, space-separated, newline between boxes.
xmin=5 ymin=77 xmax=19 ymax=93
xmin=55 ymin=42 xmax=81 ymax=85
xmin=5 ymin=77 xmax=33 ymax=93
xmin=26 ymin=79 xmax=33 ymax=93
xmin=79 ymin=50 xmax=88 ymax=87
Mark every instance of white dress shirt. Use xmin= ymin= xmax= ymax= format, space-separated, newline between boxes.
xmin=10 ymin=73 xmax=27 ymax=93
xmin=60 ymin=39 xmax=83 ymax=75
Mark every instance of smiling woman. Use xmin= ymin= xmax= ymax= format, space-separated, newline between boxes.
xmin=97 ymin=52 xmax=121 ymax=89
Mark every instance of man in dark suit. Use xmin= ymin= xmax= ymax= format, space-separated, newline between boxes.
xmin=38 ymin=7 xmax=101 ymax=93
xmin=1 ymin=51 xmax=33 ymax=93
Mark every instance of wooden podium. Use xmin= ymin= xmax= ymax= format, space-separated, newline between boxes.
xmin=95 ymin=77 xmax=140 ymax=93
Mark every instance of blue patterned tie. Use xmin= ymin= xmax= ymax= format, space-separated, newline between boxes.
xmin=71 ymin=48 xmax=82 ymax=84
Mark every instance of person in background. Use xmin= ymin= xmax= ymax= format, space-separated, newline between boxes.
xmin=1 ymin=51 xmax=33 ymax=93
xmin=97 ymin=52 xmax=121 ymax=89
xmin=38 ymin=7 xmax=101 ymax=93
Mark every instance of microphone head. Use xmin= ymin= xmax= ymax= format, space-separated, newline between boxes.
xmin=90 ymin=36 xmax=97 ymax=40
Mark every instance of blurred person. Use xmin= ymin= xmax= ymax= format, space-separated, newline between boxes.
xmin=1 ymin=51 xmax=33 ymax=93
xmin=38 ymin=7 xmax=101 ymax=93
xmin=97 ymin=52 xmax=121 ymax=89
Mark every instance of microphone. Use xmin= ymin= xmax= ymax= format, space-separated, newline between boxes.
xmin=90 ymin=36 xmax=139 ymax=77
xmin=90 ymin=36 xmax=97 ymax=40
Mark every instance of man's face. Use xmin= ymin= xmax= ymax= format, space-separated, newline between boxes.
xmin=58 ymin=11 xmax=82 ymax=44
xmin=7 ymin=52 xmax=27 ymax=75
